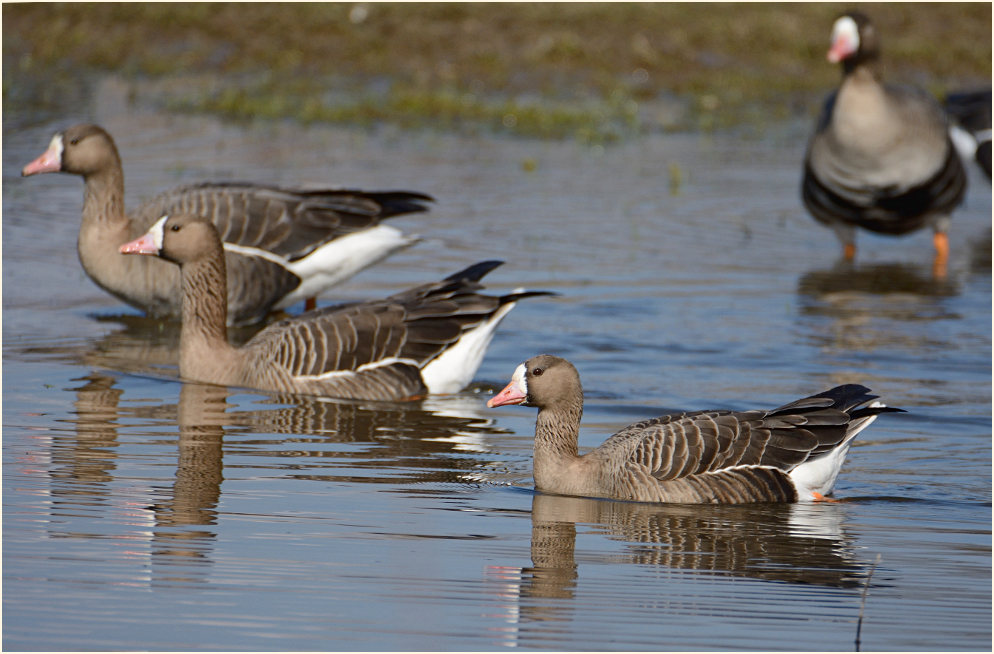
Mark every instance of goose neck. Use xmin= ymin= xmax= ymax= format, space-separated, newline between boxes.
xmin=534 ymin=400 xmax=583 ymax=460
xmin=81 ymin=165 xmax=127 ymax=229
xmin=179 ymin=256 xmax=237 ymax=380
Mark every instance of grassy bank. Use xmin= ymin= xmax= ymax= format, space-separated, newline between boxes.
xmin=4 ymin=2 xmax=991 ymax=139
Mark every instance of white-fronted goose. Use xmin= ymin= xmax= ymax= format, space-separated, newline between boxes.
xmin=488 ymin=355 xmax=902 ymax=504
xmin=22 ymin=124 xmax=433 ymax=325
xmin=802 ymin=12 xmax=967 ymax=273
xmin=119 ymin=213 xmax=551 ymax=401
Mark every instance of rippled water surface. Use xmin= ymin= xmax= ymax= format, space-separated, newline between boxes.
xmin=3 ymin=81 xmax=991 ymax=650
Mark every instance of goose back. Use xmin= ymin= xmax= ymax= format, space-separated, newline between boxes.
xmin=237 ymin=261 xmax=547 ymax=400
xmin=23 ymin=123 xmax=433 ymax=325
xmin=135 ymin=182 xmax=432 ymax=261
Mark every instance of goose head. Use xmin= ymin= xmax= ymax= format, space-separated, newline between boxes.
xmin=827 ymin=12 xmax=880 ymax=69
xmin=487 ymin=354 xmax=582 ymax=410
xmin=119 ymin=213 xmax=222 ymax=266
xmin=22 ymin=124 xmax=120 ymax=177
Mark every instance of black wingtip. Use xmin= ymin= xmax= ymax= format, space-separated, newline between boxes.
xmin=813 ymin=384 xmax=906 ymax=418
xmin=851 ymin=405 xmax=906 ymax=420
xmin=500 ymin=290 xmax=559 ymax=304
xmin=444 ymin=260 xmax=505 ymax=283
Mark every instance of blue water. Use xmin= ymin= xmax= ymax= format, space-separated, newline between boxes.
xmin=3 ymin=81 xmax=991 ymax=650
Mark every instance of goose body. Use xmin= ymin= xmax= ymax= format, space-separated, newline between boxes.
xmin=22 ymin=124 xmax=433 ymax=325
xmin=119 ymin=213 xmax=551 ymax=401
xmin=801 ymin=12 xmax=966 ymax=269
xmin=488 ymin=355 xmax=902 ymax=504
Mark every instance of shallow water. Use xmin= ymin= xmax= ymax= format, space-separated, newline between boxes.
xmin=3 ymin=80 xmax=991 ymax=650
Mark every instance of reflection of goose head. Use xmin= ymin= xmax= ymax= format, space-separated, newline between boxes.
xmin=24 ymin=312 xmax=266 ymax=381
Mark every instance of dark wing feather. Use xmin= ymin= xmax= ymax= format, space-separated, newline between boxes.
xmin=222 ymin=251 xmax=302 ymax=324
xmin=134 ymin=183 xmax=433 ymax=260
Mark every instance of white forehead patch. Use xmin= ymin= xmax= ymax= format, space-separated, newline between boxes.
xmin=831 ymin=15 xmax=859 ymax=50
xmin=50 ymin=133 xmax=64 ymax=158
xmin=148 ymin=215 xmax=169 ymax=250
xmin=512 ymin=362 xmax=528 ymax=394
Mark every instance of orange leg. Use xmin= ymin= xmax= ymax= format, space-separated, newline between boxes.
xmin=842 ymin=242 xmax=856 ymax=261
xmin=811 ymin=491 xmax=840 ymax=503
xmin=932 ymin=232 xmax=949 ymax=279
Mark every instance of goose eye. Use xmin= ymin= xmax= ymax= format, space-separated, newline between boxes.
xmin=69 ymin=138 xmax=80 ymax=145
xmin=531 ymin=367 xmax=544 ymax=377
xmin=170 ymin=224 xmax=181 ymax=232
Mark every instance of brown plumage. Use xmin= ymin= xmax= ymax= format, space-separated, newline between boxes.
xmin=22 ymin=123 xmax=433 ymax=324
xmin=119 ymin=213 xmax=551 ymax=401
xmin=488 ymin=355 xmax=902 ymax=504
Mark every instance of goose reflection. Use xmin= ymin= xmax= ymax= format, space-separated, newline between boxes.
xmin=798 ymin=260 xmax=960 ymax=300
xmin=54 ymin=370 xmax=509 ymax=587
xmin=21 ymin=312 xmax=265 ymax=379
xmin=487 ymin=492 xmax=867 ymax=644
xmin=58 ymin=373 xmax=125 ymax=490
xmin=795 ymin=260 xmax=965 ymax=355
xmin=149 ymin=382 xmax=226 ymax=585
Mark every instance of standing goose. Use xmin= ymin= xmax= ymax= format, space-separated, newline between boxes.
xmin=119 ymin=213 xmax=551 ymax=401
xmin=22 ymin=123 xmax=433 ymax=325
xmin=801 ymin=12 xmax=967 ymax=274
xmin=488 ymin=355 xmax=902 ymax=504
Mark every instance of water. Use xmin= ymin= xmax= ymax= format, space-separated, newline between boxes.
xmin=3 ymin=79 xmax=991 ymax=650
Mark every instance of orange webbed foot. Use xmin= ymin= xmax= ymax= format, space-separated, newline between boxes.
xmin=932 ymin=232 xmax=949 ymax=279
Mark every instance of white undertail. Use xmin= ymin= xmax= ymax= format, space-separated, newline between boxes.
xmin=790 ymin=400 xmax=884 ymax=500
xmin=420 ymin=302 xmax=519 ymax=394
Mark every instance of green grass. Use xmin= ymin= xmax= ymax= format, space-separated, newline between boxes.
xmin=3 ymin=2 xmax=990 ymax=139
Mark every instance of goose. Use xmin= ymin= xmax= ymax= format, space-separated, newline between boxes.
xmin=22 ymin=123 xmax=433 ymax=325
xmin=487 ymin=355 xmax=902 ymax=504
xmin=801 ymin=12 xmax=967 ymax=274
xmin=118 ymin=213 xmax=551 ymax=401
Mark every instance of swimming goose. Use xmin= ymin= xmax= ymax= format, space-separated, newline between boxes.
xmin=22 ymin=123 xmax=433 ymax=325
xmin=801 ymin=12 xmax=966 ymax=273
xmin=488 ymin=355 xmax=902 ymax=503
xmin=119 ymin=213 xmax=552 ymax=401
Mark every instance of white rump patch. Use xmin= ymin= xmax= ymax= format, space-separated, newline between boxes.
xmin=276 ymin=226 xmax=418 ymax=309
xmin=790 ymin=401 xmax=884 ymax=501
xmin=420 ymin=303 xmax=518 ymax=394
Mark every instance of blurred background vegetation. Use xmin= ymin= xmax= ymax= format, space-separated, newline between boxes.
xmin=3 ymin=2 xmax=991 ymax=140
